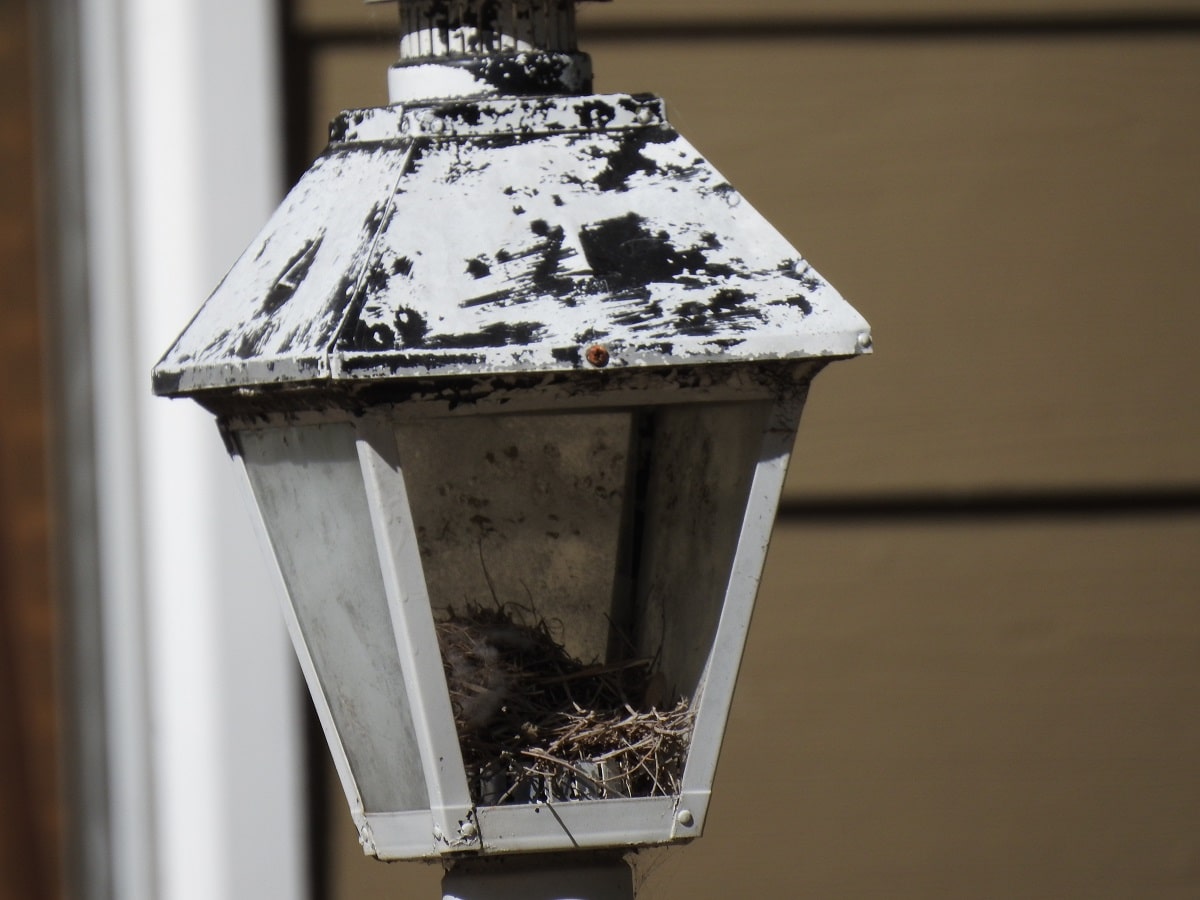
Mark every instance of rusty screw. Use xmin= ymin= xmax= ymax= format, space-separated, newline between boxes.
xmin=585 ymin=344 xmax=610 ymax=368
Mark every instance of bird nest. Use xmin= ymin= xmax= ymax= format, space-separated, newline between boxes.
xmin=436 ymin=604 xmax=694 ymax=806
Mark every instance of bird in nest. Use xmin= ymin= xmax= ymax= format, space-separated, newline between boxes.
xmin=436 ymin=609 xmax=543 ymax=734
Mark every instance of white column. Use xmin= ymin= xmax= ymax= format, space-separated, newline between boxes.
xmin=78 ymin=0 xmax=307 ymax=897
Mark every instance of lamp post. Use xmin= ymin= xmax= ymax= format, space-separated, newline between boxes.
xmin=153 ymin=1 xmax=870 ymax=897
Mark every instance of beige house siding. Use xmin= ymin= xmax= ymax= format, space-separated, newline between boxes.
xmin=286 ymin=3 xmax=1200 ymax=896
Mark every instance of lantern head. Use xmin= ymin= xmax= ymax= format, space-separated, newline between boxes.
xmin=153 ymin=0 xmax=870 ymax=862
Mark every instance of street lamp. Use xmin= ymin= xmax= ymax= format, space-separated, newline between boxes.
xmin=154 ymin=0 xmax=870 ymax=896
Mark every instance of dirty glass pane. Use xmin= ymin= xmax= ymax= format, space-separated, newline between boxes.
xmin=392 ymin=402 xmax=764 ymax=806
xmin=634 ymin=401 xmax=770 ymax=701
xmin=394 ymin=411 xmax=636 ymax=664
xmin=238 ymin=422 xmax=429 ymax=814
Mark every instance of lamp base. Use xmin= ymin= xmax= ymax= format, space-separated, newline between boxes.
xmin=442 ymin=853 xmax=633 ymax=900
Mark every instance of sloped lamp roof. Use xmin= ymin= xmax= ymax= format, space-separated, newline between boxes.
xmin=153 ymin=94 xmax=870 ymax=399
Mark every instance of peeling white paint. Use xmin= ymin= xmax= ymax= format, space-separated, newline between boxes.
xmin=389 ymin=63 xmax=501 ymax=103
xmin=154 ymin=94 xmax=870 ymax=398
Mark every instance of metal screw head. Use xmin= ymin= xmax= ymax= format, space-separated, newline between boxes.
xmin=675 ymin=809 xmax=695 ymax=828
xmin=357 ymin=824 xmax=376 ymax=854
xmin=459 ymin=821 xmax=478 ymax=839
xmin=636 ymin=105 xmax=655 ymax=125
xmin=856 ymin=332 xmax=873 ymax=352
xmin=585 ymin=344 xmax=610 ymax=368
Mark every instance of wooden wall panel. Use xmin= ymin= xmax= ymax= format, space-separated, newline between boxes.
xmin=303 ymin=36 xmax=1200 ymax=494
xmin=652 ymin=519 xmax=1200 ymax=898
xmin=324 ymin=519 xmax=1200 ymax=898
xmin=591 ymin=37 xmax=1200 ymax=496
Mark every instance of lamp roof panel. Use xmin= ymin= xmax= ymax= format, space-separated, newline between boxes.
xmin=154 ymin=94 xmax=869 ymax=397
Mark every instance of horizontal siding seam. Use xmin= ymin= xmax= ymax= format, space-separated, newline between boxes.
xmin=289 ymin=14 xmax=1200 ymax=46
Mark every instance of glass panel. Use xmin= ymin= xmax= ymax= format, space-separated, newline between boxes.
xmin=634 ymin=402 xmax=771 ymax=703
xmin=396 ymin=410 xmax=647 ymax=805
xmin=392 ymin=402 xmax=765 ymax=807
xmin=238 ymin=423 xmax=429 ymax=814
xmin=395 ymin=412 xmax=635 ymax=663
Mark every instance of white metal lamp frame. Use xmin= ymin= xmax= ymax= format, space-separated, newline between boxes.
xmin=228 ymin=368 xmax=811 ymax=860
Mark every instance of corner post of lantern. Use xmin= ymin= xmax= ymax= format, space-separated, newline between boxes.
xmin=152 ymin=0 xmax=871 ymax=898
xmin=356 ymin=414 xmax=476 ymax=848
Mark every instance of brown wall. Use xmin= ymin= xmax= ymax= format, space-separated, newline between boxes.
xmin=287 ymin=3 xmax=1200 ymax=897
xmin=0 ymin=2 xmax=63 ymax=898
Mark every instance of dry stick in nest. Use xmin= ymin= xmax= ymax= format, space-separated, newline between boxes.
xmin=435 ymin=605 xmax=695 ymax=805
